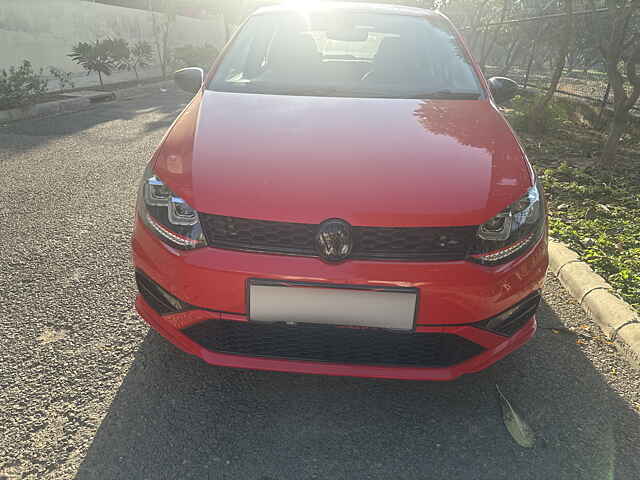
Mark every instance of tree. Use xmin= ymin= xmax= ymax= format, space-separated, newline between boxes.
xmin=68 ymin=39 xmax=122 ymax=87
xmin=150 ymin=0 xmax=177 ymax=80
xmin=122 ymin=41 xmax=154 ymax=81
xmin=565 ymin=17 xmax=603 ymax=77
xmin=527 ymin=0 xmax=574 ymax=134
xmin=109 ymin=38 xmax=131 ymax=70
xmin=589 ymin=0 xmax=640 ymax=163
xmin=478 ymin=0 xmax=512 ymax=71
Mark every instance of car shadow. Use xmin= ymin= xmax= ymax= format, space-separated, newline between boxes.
xmin=74 ymin=299 xmax=640 ymax=480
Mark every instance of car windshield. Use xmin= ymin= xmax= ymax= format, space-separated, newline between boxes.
xmin=208 ymin=10 xmax=482 ymax=99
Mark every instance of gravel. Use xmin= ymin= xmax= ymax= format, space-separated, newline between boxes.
xmin=1 ymin=91 xmax=638 ymax=480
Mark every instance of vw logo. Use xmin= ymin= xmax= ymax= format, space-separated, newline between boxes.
xmin=315 ymin=219 xmax=352 ymax=262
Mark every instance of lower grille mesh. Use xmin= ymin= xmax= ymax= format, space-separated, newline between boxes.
xmin=183 ymin=320 xmax=484 ymax=367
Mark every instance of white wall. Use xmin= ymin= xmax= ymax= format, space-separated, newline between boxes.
xmin=0 ymin=0 xmax=226 ymax=74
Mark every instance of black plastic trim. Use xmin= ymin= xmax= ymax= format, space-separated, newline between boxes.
xmin=471 ymin=291 xmax=541 ymax=336
xmin=183 ymin=320 xmax=485 ymax=368
xmin=135 ymin=271 xmax=183 ymax=315
xmin=199 ymin=213 xmax=477 ymax=262
xmin=135 ymin=270 xmax=244 ymax=317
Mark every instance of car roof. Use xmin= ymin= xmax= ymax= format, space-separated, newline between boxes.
xmin=252 ymin=1 xmax=439 ymax=18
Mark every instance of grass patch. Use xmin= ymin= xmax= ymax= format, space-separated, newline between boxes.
xmin=503 ymin=94 xmax=640 ymax=311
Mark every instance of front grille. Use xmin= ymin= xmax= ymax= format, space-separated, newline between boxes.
xmin=198 ymin=214 xmax=476 ymax=261
xmin=183 ymin=320 xmax=485 ymax=367
xmin=351 ymin=225 xmax=473 ymax=260
xmin=199 ymin=214 xmax=317 ymax=256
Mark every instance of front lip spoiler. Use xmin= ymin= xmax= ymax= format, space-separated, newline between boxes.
xmin=136 ymin=295 xmax=537 ymax=381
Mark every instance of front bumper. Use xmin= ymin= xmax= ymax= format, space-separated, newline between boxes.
xmin=132 ymin=220 xmax=548 ymax=381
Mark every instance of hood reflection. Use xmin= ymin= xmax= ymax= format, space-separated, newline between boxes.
xmin=413 ymin=100 xmax=499 ymax=155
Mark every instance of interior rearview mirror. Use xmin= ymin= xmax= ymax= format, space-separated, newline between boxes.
xmin=487 ymin=76 xmax=519 ymax=104
xmin=174 ymin=67 xmax=204 ymax=94
xmin=327 ymin=28 xmax=369 ymax=41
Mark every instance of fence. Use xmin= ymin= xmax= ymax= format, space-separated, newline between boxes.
xmin=449 ymin=6 xmax=637 ymax=112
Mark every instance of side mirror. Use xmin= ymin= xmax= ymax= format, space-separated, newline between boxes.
xmin=487 ymin=76 xmax=519 ymax=104
xmin=174 ymin=67 xmax=204 ymax=94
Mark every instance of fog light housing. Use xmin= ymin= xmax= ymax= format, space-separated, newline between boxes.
xmin=473 ymin=292 xmax=541 ymax=336
xmin=135 ymin=271 xmax=192 ymax=315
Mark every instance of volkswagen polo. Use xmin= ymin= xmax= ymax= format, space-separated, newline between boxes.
xmin=132 ymin=2 xmax=548 ymax=381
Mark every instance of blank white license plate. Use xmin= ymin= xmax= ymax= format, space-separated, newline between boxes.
xmin=248 ymin=280 xmax=417 ymax=331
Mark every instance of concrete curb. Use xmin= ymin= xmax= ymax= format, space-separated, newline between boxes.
xmin=113 ymin=80 xmax=173 ymax=100
xmin=0 ymin=80 xmax=173 ymax=123
xmin=0 ymin=96 xmax=93 ymax=122
xmin=549 ymin=239 xmax=640 ymax=369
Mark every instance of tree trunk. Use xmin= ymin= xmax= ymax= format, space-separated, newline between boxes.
xmin=499 ymin=37 xmax=520 ymax=77
xmin=98 ymin=71 xmax=103 ymax=88
xmin=596 ymin=82 xmax=611 ymax=128
xmin=600 ymin=110 xmax=627 ymax=162
xmin=223 ymin=13 xmax=230 ymax=42
xmin=161 ymin=23 xmax=170 ymax=80
xmin=597 ymin=0 xmax=640 ymax=163
xmin=527 ymin=0 xmax=573 ymax=134
xmin=151 ymin=10 xmax=169 ymax=80
xmin=565 ymin=51 xmax=577 ymax=76
xmin=134 ymin=67 xmax=139 ymax=81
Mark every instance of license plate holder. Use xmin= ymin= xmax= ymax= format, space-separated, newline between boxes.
xmin=247 ymin=279 xmax=418 ymax=331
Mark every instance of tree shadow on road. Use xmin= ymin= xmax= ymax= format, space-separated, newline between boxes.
xmin=0 ymin=89 xmax=189 ymax=156
xmin=74 ymin=299 xmax=640 ymax=480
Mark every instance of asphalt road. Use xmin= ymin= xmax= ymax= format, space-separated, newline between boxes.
xmin=1 ymin=89 xmax=639 ymax=480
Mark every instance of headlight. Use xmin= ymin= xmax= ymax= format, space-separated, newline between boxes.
xmin=469 ymin=182 xmax=545 ymax=265
xmin=137 ymin=164 xmax=205 ymax=250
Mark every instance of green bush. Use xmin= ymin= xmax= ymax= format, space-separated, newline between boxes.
xmin=507 ymin=94 xmax=571 ymax=133
xmin=0 ymin=60 xmax=48 ymax=110
xmin=540 ymin=162 xmax=640 ymax=310
xmin=48 ymin=67 xmax=75 ymax=92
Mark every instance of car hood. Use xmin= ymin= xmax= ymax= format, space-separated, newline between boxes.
xmin=154 ymin=90 xmax=532 ymax=227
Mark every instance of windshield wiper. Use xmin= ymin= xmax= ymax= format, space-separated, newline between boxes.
xmin=211 ymin=83 xmax=482 ymax=100
xmin=410 ymin=90 xmax=481 ymax=100
xmin=214 ymin=82 xmax=350 ymax=97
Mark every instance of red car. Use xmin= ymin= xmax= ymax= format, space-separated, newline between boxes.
xmin=132 ymin=2 xmax=548 ymax=381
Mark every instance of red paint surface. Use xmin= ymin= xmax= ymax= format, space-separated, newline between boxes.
xmin=154 ymin=92 xmax=532 ymax=227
